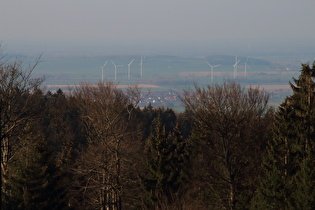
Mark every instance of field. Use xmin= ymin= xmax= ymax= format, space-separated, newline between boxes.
xmin=28 ymin=54 xmax=311 ymax=108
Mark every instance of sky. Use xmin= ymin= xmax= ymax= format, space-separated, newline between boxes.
xmin=1 ymin=0 xmax=315 ymax=56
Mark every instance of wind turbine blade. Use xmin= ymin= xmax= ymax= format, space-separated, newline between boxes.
xmin=102 ymin=61 xmax=108 ymax=68
xmin=127 ymin=59 xmax=134 ymax=80
xmin=206 ymin=62 xmax=211 ymax=67
xmin=128 ymin=59 xmax=134 ymax=66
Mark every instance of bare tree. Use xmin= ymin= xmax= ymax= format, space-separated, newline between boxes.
xmin=181 ymin=81 xmax=273 ymax=209
xmin=70 ymin=82 xmax=141 ymax=210
xmin=0 ymin=53 xmax=44 ymax=205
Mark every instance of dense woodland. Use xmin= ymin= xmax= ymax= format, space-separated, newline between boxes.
xmin=1 ymin=52 xmax=315 ymax=209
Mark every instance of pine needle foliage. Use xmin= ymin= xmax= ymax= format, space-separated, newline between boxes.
xmin=253 ymin=61 xmax=315 ymax=209
xmin=141 ymin=116 xmax=191 ymax=209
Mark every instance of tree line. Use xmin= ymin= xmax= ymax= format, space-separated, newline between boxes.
xmin=1 ymin=53 xmax=314 ymax=209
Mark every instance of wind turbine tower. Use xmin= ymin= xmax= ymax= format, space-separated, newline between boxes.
xmin=101 ymin=61 xmax=108 ymax=83
xmin=140 ymin=56 xmax=143 ymax=79
xmin=244 ymin=57 xmax=248 ymax=77
xmin=111 ymin=60 xmax=117 ymax=80
xmin=233 ymin=56 xmax=241 ymax=79
xmin=128 ymin=59 xmax=134 ymax=80
xmin=206 ymin=62 xmax=220 ymax=83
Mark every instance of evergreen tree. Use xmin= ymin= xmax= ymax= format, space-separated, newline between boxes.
xmin=253 ymin=61 xmax=315 ymax=209
xmin=288 ymin=62 xmax=315 ymax=209
xmin=251 ymin=100 xmax=292 ymax=209
xmin=4 ymin=132 xmax=52 ymax=210
xmin=141 ymin=116 xmax=191 ymax=209
xmin=292 ymin=157 xmax=315 ymax=209
xmin=140 ymin=106 xmax=177 ymax=141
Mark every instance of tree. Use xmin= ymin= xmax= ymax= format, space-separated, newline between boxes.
xmin=69 ymin=82 xmax=141 ymax=209
xmin=140 ymin=116 xmax=191 ymax=209
xmin=253 ymin=62 xmax=315 ymax=209
xmin=41 ymin=89 xmax=85 ymax=209
xmin=139 ymin=106 xmax=177 ymax=141
xmin=181 ymin=81 xmax=273 ymax=209
xmin=1 ymin=54 xmax=44 ymax=206
xmin=250 ymin=100 xmax=292 ymax=209
xmin=4 ymin=130 xmax=54 ymax=210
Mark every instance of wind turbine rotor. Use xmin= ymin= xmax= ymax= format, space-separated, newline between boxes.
xmin=127 ymin=59 xmax=134 ymax=80
xmin=244 ymin=57 xmax=248 ymax=77
xmin=212 ymin=64 xmax=220 ymax=83
xmin=101 ymin=61 xmax=108 ymax=83
xmin=206 ymin=62 xmax=220 ymax=83
xmin=111 ymin=60 xmax=117 ymax=80
xmin=234 ymin=56 xmax=241 ymax=78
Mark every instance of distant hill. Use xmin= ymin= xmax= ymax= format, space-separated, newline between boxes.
xmin=205 ymin=55 xmax=272 ymax=66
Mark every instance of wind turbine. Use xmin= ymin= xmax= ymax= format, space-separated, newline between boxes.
xmin=140 ymin=56 xmax=143 ymax=79
xmin=244 ymin=57 xmax=248 ymax=77
xmin=111 ymin=60 xmax=117 ymax=80
xmin=233 ymin=56 xmax=241 ymax=78
xmin=101 ymin=61 xmax=108 ymax=83
xmin=206 ymin=62 xmax=220 ymax=83
xmin=128 ymin=59 xmax=134 ymax=80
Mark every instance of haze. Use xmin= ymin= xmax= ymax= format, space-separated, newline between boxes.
xmin=1 ymin=0 xmax=315 ymax=56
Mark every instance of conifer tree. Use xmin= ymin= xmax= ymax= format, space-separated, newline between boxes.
xmin=251 ymin=100 xmax=293 ymax=209
xmin=141 ymin=116 xmax=191 ymax=209
xmin=4 ymin=132 xmax=53 ymax=210
xmin=288 ymin=62 xmax=315 ymax=209
xmin=253 ymin=61 xmax=315 ymax=209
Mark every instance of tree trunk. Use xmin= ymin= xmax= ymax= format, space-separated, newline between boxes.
xmin=1 ymin=135 xmax=10 ymax=198
xmin=229 ymin=178 xmax=235 ymax=210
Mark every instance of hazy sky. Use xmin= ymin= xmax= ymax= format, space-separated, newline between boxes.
xmin=1 ymin=0 xmax=315 ymax=55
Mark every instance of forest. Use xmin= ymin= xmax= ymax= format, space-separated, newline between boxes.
xmin=1 ymin=53 xmax=315 ymax=210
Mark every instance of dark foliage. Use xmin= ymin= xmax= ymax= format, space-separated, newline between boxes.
xmin=2 ymin=52 xmax=314 ymax=209
xmin=253 ymin=61 xmax=315 ymax=209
